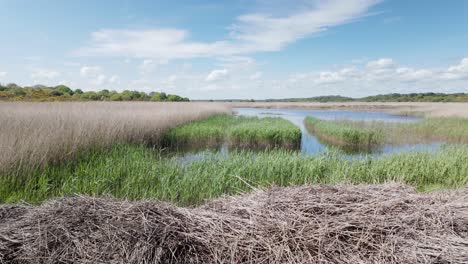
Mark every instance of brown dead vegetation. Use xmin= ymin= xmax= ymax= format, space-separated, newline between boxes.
xmin=1 ymin=184 xmax=467 ymax=264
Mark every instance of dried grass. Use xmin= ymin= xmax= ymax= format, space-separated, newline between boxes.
xmin=1 ymin=184 xmax=467 ymax=263
xmin=0 ymin=102 xmax=230 ymax=173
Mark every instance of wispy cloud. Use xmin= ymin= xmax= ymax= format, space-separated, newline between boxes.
xmin=75 ymin=0 xmax=381 ymax=60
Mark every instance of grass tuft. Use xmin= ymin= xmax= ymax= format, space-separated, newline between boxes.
xmin=304 ymin=117 xmax=384 ymax=151
xmin=1 ymin=144 xmax=466 ymax=205
xmin=162 ymin=115 xmax=301 ymax=150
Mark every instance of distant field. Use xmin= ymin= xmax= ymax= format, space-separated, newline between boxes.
xmin=231 ymin=102 xmax=468 ymax=118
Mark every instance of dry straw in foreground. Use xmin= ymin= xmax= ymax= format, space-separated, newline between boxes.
xmin=0 ymin=102 xmax=230 ymax=173
xmin=1 ymin=184 xmax=467 ymax=263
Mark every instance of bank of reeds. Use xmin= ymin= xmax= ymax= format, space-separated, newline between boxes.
xmin=305 ymin=117 xmax=468 ymax=149
xmin=162 ymin=115 xmax=301 ymax=150
xmin=383 ymin=117 xmax=468 ymax=144
xmin=0 ymin=102 xmax=230 ymax=174
xmin=1 ymin=184 xmax=467 ymax=263
xmin=1 ymin=144 xmax=466 ymax=205
xmin=304 ymin=117 xmax=384 ymax=151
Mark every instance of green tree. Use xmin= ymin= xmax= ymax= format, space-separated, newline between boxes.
xmin=55 ymin=85 xmax=73 ymax=95
xmin=81 ymin=91 xmax=99 ymax=100
xmin=110 ymin=93 xmax=123 ymax=101
xmin=150 ymin=92 xmax=163 ymax=101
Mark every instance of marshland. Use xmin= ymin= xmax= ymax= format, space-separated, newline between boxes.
xmin=0 ymin=101 xmax=467 ymax=263
xmin=2 ymin=0 xmax=468 ymax=262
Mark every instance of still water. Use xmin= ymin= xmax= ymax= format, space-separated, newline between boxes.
xmin=234 ymin=107 xmax=442 ymax=156
xmin=175 ymin=108 xmax=444 ymax=165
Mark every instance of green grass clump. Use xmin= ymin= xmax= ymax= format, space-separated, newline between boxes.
xmin=304 ymin=117 xmax=384 ymax=151
xmin=305 ymin=117 xmax=468 ymax=147
xmin=162 ymin=114 xmax=301 ymax=149
xmin=161 ymin=115 xmax=235 ymax=148
xmin=227 ymin=117 xmax=301 ymax=148
xmin=384 ymin=117 xmax=468 ymax=144
xmin=1 ymin=144 xmax=466 ymax=206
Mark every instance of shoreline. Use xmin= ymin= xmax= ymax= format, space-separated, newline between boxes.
xmin=229 ymin=102 xmax=468 ymax=118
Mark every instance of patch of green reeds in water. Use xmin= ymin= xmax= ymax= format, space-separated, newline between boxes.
xmin=382 ymin=117 xmax=468 ymax=144
xmin=304 ymin=117 xmax=384 ymax=152
xmin=1 ymin=144 xmax=466 ymax=206
xmin=161 ymin=114 xmax=302 ymax=150
xmin=304 ymin=117 xmax=468 ymax=150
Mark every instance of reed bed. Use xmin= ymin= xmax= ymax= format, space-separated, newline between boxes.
xmin=1 ymin=184 xmax=467 ymax=263
xmin=383 ymin=117 xmax=468 ymax=144
xmin=0 ymin=102 xmax=230 ymax=174
xmin=304 ymin=117 xmax=384 ymax=151
xmin=2 ymin=144 xmax=466 ymax=205
xmin=227 ymin=117 xmax=301 ymax=148
xmin=161 ymin=115 xmax=235 ymax=148
xmin=305 ymin=117 xmax=468 ymax=149
xmin=162 ymin=115 xmax=301 ymax=149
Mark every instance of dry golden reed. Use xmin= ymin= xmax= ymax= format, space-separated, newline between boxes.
xmin=0 ymin=102 xmax=230 ymax=172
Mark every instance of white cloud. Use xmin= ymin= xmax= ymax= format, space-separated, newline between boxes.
xmin=80 ymin=66 xmax=118 ymax=86
xmin=80 ymin=66 xmax=102 ymax=78
xmin=315 ymin=71 xmax=344 ymax=84
xmin=250 ymin=72 xmax=263 ymax=80
xmin=0 ymin=71 xmax=6 ymax=78
xmin=92 ymin=74 xmax=107 ymax=85
xmin=139 ymin=59 xmax=156 ymax=74
xmin=395 ymin=68 xmax=433 ymax=82
xmin=366 ymin=58 xmax=395 ymax=69
xmin=109 ymin=75 xmax=120 ymax=84
xmin=206 ymin=69 xmax=229 ymax=82
xmin=441 ymin=58 xmax=468 ymax=80
xmin=280 ymin=57 xmax=468 ymax=97
xmin=30 ymin=69 xmax=60 ymax=79
xmin=76 ymin=0 xmax=381 ymax=60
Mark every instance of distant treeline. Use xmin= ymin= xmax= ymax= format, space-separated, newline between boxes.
xmin=262 ymin=93 xmax=468 ymax=103
xmin=0 ymin=83 xmax=189 ymax=102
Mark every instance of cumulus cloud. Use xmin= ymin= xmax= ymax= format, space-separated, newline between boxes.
xmin=288 ymin=57 xmax=468 ymax=88
xmin=75 ymin=0 xmax=381 ymax=60
xmin=206 ymin=69 xmax=229 ymax=82
xmin=80 ymin=66 xmax=102 ymax=78
xmin=30 ymin=69 xmax=60 ymax=79
xmin=80 ymin=66 xmax=118 ymax=85
xmin=366 ymin=58 xmax=395 ymax=69
xmin=441 ymin=58 xmax=468 ymax=80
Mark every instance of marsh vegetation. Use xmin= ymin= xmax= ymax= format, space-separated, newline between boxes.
xmin=0 ymin=102 xmax=230 ymax=174
xmin=1 ymin=143 xmax=466 ymax=205
xmin=162 ymin=114 xmax=301 ymax=150
xmin=0 ymin=102 xmax=467 ymax=263
xmin=304 ymin=116 xmax=468 ymax=152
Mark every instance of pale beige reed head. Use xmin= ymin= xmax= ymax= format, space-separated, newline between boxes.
xmin=0 ymin=102 xmax=230 ymax=173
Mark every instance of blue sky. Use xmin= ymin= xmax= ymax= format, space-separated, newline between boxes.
xmin=0 ymin=0 xmax=467 ymax=99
